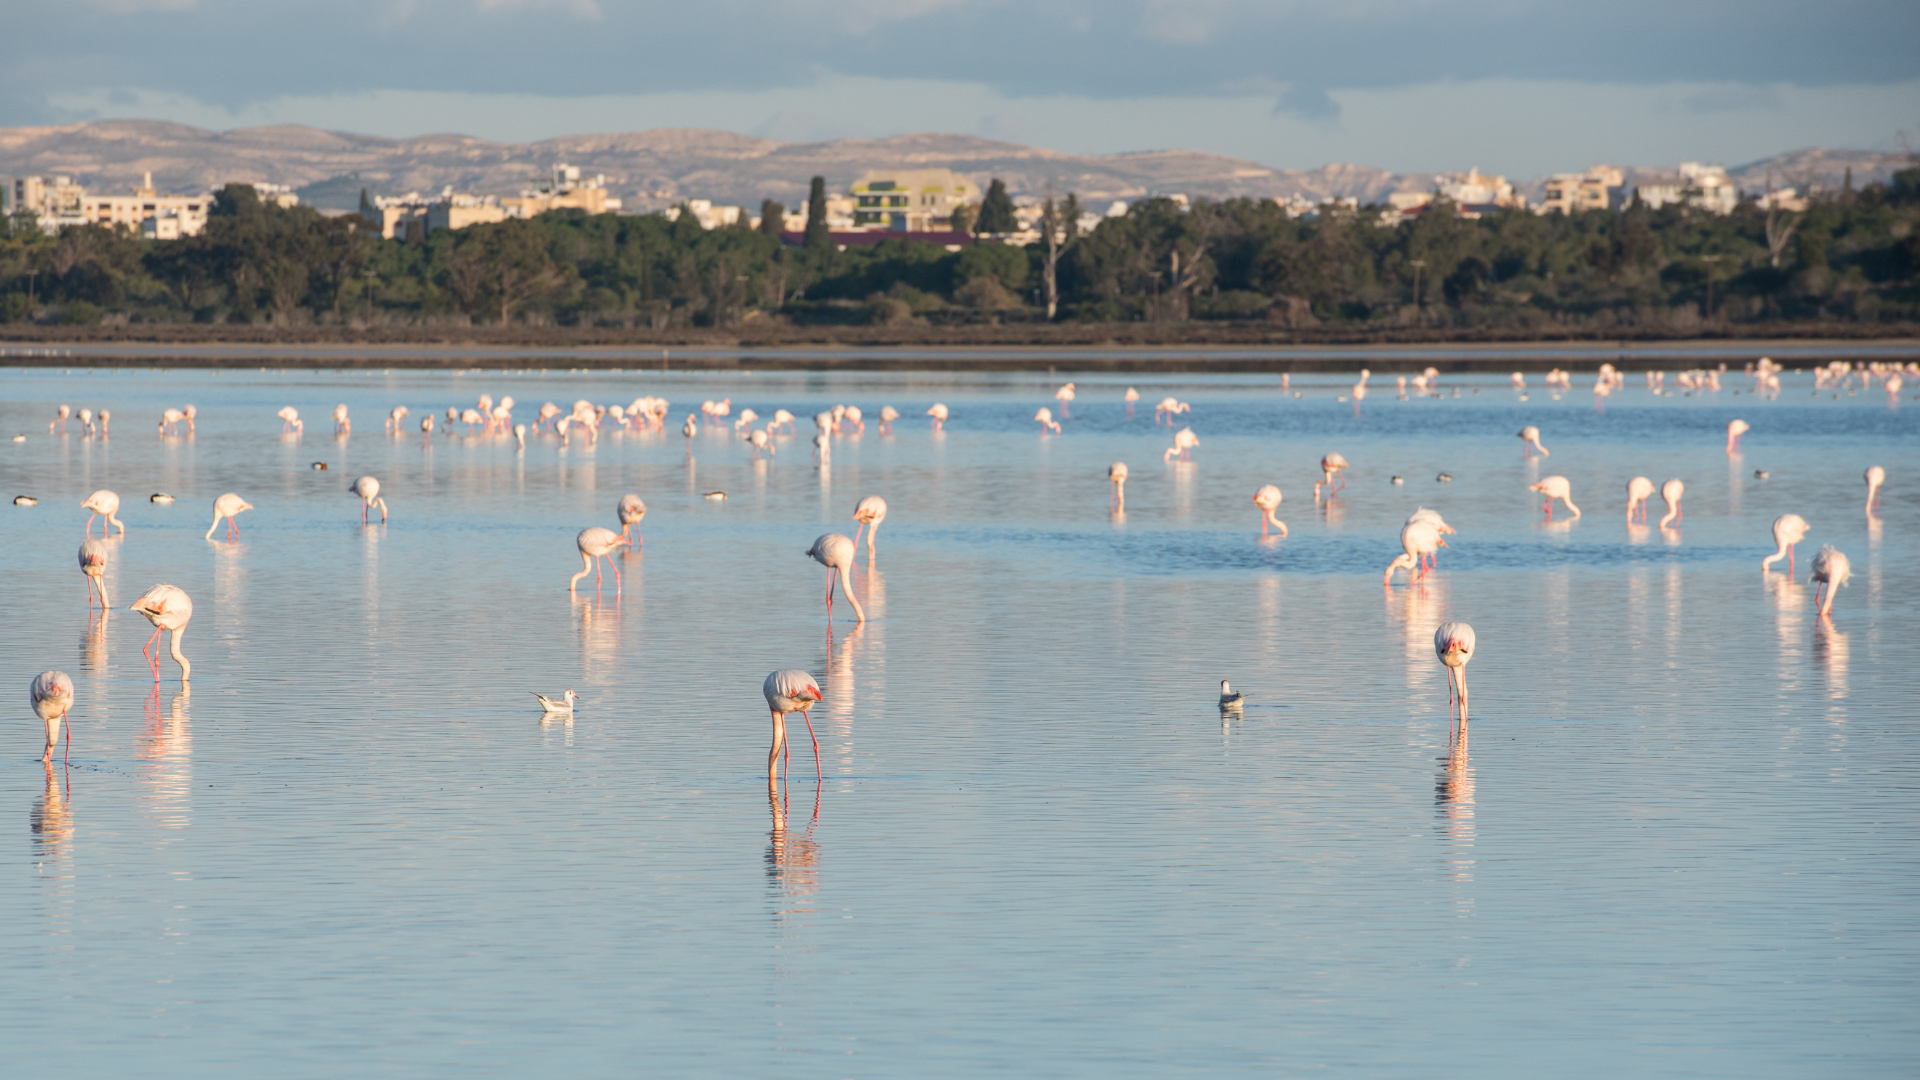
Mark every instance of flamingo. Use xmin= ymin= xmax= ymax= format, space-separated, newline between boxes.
xmin=1518 ymin=425 xmax=1549 ymax=458
xmin=876 ymin=406 xmax=898 ymax=434
xmin=764 ymin=669 xmax=825 ymax=788
xmin=278 ymin=406 xmax=303 ymax=434
xmin=1314 ymin=453 xmax=1348 ymax=499
xmin=927 ymin=403 xmax=949 ymax=431
xmin=349 ymin=476 xmax=388 ymax=523
xmin=420 ymin=414 xmax=434 ymax=445
xmin=1726 ymin=418 xmax=1749 ymax=454
xmin=1865 ymin=465 xmax=1885 ymax=513
xmin=443 ymin=406 xmax=460 ymax=433
xmin=1055 ymin=382 xmax=1075 ymax=417
xmin=1434 ymin=620 xmax=1476 ymax=734
xmin=1530 ymin=476 xmax=1581 ymax=519
xmin=682 ymin=414 xmax=697 ymax=448
xmin=539 ymin=402 xmax=561 ymax=431
xmin=1763 ymin=514 xmax=1809 ymax=574
xmin=97 ymin=410 xmax=110 ymax=436
xmin=1658 ymin=479 xmax=1685 ymax=529
xmin=387 ymin=406 xmax=410 ymax=433
xmin=747 ymin=428 xmax=775 ymax=459
xmin=332 ymin=404 xmax=350 ymax=435
xmin=1626 ymin=476 xmax=1655 ymax=522
xmin=1125 ymin=387 xmax=1139 ymax=418
xmin=81 ymin=490 xmax=124 ymax=537
xmin=1809 ymin=545 xmax=1851 ymax=618
xmin=159 ymin=408 xmax=185 ymax=436
xmin=733 ymin=407 xmax=759 ymax=433
xmin=182 ymin=404 xmax=196 ymax=433
xmin=514 ymin=423 xmax=526 ymax=449
xmin=130 ymin=583 xmax=192 ymax=683
xmin=1510 ymin=372 xmax=1526 ymax=390
xmin=617 ymin=494 xmax=646 ymax=546
xmin=1154 ymin=396 xmax=1180 ymax=424
xmin=830 ymin=404 xmax=846 ymax=432
xmin=1385 ymin=520 xmax=1445 ymax=585
xmin=205 ymin=493 xmax=253 ymax=541
xmin=814 ymin=432 xmax=831 ymax=463
xmin=1253 ymin=485 xmax=1287 ymax=537
xmin=76 ymin=406 xmax=90 ymax=434
xmin=806 ymin=533 xmax=865 ymax=623
xmin=844 ymin=406 xmax=865 ymax=433
xmin=852 ymin=496 xmax=888 ymax=559
xmin=1350 ymin=380 xmax=1367 ymax=415
xmin=78 ymin=539 xmax=109 ymax=610
xmin=774 ymin=409 xmax=798 ymax=434
xmin=1108 ymin=462 xmax=1128 ymax=508
xmin=460 ymin=408 xmax=483 ymax=435
xmin=569 ymin=526 xmax=630 ymax=594
xmin=50 ymin=405 xmax=72 ymax=435
xmin=1035 ymin=407 xmax=1061 ymax=434
xmin=1405 ymin=508 xmax=1455 ymax=571
xmin=31 ymin=671 xmax=75 ymax=764
xmin=1164 ymin=426 xmax=1199 ymax=462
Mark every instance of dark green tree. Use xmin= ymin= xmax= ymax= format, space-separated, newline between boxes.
xmin=976 ymin=179 xmax=1016 ymax=234
xmin=804 ymin=177 xmax=830 ymax=250
xmin=760 ymin=200 xmax=785 ymax=237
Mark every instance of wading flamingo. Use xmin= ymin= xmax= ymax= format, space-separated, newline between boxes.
xmin=806 ymin=533 xmax=866 ymax=623
xmin=1109 ymin=462 xmax=1128 ymax=508
xmin=1518 ymin=425 xmax=1549 ymax=457
xmin=1253 ymin=485 xmax=1287 ymax=537
xmin=617 ymin=494 xmax=646 ymax=546
xmin=81 ymin=490 xmax=124 ymax=537
xmin=877 ymin=406 xmax=898 ymax=434
xmin=1865 ymin=465 xmax=1885 ymax=513
xmin=1658 ymin=479 xmax=1685 ymax=528
xmin=843 ymin=406 xmax=864 ymax=433
xmin=130 ymin=584 xmax=192 ymax=683
xmin=1164 ymin=426 xmax=1199 ymax=462
xmin=1054 ymin=382 xmax=1075 ymax=417
xmin=1763 ymin=514 xmax=1809 ymax=574
xmin=927 ymin=403 xmax=949 ymax=431
xmin=1530 ymin=476 xmax=1581 ymax=519
xmin=420 ymin=415 xmax=434 ymax=444
xmin=332 ymin=404 xmax=350 ymax=435
xmin=50 ymin=405 xmax=71 ymax=434
xmin=349 ymin=476 xmax=388 ymax=523
xmin=1809 ymin=545 xmax=1851 ymax=617
xmin=278 ymin=407 xmax=303 ymax=434
xmin=1626 ymin=476 xmax=1655 ymax=522
xmin=813 ymin=432 xmax=831 ymax=463
xmin=387 ymin=406 xmax=409 ymax=433
xmin=1726 ymin=418 xmax=1749 ymax=454
xmin=205 ymin=493 xmax=253 ymax=541
xmin=31 ymin=671 xmax=75 ymax=764
xmin=1385 ymin=520 xmax=1446 ymax=585
xmin=1034 ymin=407 xmax=1060 ymax=434
xmin=1125 ymin=387 xmax=1139 ymax=417
xmin=747 ymin=428 xmax=775 ymax=459
xmin=852 ymin=496 xmax=888 ymax=559
xmin=182 ymin=404 xmax=195 ymax=433
xmin=78 ymin=539 xmax=109 ymax=610
xmin=159 ymin=408 xmax=186 ymax=436
xmin=764 ymin=669 xmax=824 ymax=789
xmin=1314 ymin=453 xmax=1349 ymax=499
xmin=569 ymin=527 xmax=630 ymax=594
xmin=1405 ymin=508 xmax=1455 ymax=571
xmin=1434 ymin=620 xmax=1476 ymax=735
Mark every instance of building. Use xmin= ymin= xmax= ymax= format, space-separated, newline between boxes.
xmin=12 ymin=175 xmax=89 ymax=233
xmin=427 ymin=193 xmax=509 ymax=233
xmin=661 ymin=200 xmax=746 ymax=229
xmin=499 ymin=164 xmax=622 ymax=219
xmin=1633 ymin=162 xmax=1739 ymax=215
xmin=11 ymin=173 xmax=223 ymax=237
xmin=1539 ymin=166 xmax=1625 ymax=214
xmin=848 ymin=169 xmax=979 ymax=231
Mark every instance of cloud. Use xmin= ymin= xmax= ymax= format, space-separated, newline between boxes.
xmin=1677 ymin=84 xmax=1788 ymax=114
xmin=1276 ymin=84 xmax=1341 ymax=124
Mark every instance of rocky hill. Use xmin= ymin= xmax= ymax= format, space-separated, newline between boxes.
xmin=0 ymin=120 xmax=1909 ymax=212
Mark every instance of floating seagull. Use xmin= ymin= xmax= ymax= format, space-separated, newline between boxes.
xmin=10 ymin=434 xmax=23 ymax=442
xmin=1754 ymin=470 xmax=1770 ymax=479
xmin=1391 ymin=476 xmax=1405 ymax=485
xmin=151 ymin=492 xmax=175 ymax=504
xmin=1219 ymin=680 xmax=1245 ymax=710
xmin=1436 ymin=473 xmax=1453 ymax=483
xmin=533 ymin=689 xmax=577 ymax=714
xmin=14 ymin=495 xmax=37 ymax=506
xmin=703 ymin=491 xmax=727 ymax=500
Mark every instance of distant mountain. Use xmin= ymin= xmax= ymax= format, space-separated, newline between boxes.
xmin=0 ymin=120 xmax=1909 ymax=213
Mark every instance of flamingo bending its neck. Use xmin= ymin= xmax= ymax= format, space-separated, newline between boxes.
xmin=1726 ymin=418 xmax=1749 ymax=454
xmin=1253 ymin=485 xmax=1287 ymax=537
xmin=130 ymin=584 xmax=193 ymax=683
xmin=1809 ymin=545 xmax=1851 ymax=617
xmin=806 ymin=533 xmax=865 ymax=623
xmin=78 ymin=539 xmax=110 ymax=610
xmin=1864 ymin=466 xmax=1885 ymax=513
xmin=31 ymin=671 xmax=75 ymax=764
xmin=1434 ymin=621 xmax=1476 ymax=737
xmin=205 ymin=493 xmax=253 ymax=541
xmin=349 ymin=476 xmax=388 ymax=522
xmin=852 ymin=496 xmax=888 ymax=559
xmin=1518 ymin=425 xmax=1549 ymax=457
xmin=1530 ymin=476 xmax=1580 ymax=519
xmin=764 ymin=669 xmax=824 ymax=790
xmin=81 ymin=490 xmax=124 ymax=537
xmin=570 ymin=527 xmax=630 ymax=595
xmin=1108 ymin=462 xmax=1128 ymax=508
xmin=1763 ymin=513 xmax=1809 ymax=574
xmin=617 ymin=494 xmax=647 ymax=546
xmin=1626 ymin=476 xmax=1654 ymax=522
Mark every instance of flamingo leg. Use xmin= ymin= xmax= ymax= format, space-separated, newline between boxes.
xmin=801 ymin=708 xmax=821 ymax=779
xmin=611 ymin=555 xmax=622 ymax=595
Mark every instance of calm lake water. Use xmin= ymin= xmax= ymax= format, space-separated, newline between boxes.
xmin=1 ymin=364 xmax=1915 ymax=1077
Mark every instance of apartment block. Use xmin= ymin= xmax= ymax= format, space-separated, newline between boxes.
xmin=849 ymin=169 xmax=979 ymax=231
xmin=1539 ymin=166 xmax=1625 ymax=214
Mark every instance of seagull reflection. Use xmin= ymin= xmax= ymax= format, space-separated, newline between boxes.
xmin=31 ymin=761 xmax=73 ymax=858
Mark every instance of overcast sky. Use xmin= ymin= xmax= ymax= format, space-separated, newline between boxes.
xmin=10 ymin=1 xmax=1919 ymax=177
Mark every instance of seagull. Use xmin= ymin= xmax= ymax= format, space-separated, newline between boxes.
xmin=533 ymin=689 xmax=577 ymax=714
xmin=1219 ymin=680 xmax=1245 ymax=710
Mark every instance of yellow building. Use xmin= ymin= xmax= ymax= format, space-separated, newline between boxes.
xmin=1539 ymin=166 xmax=1624 ymax=215
xmin=849 ymin=169 xmax=979 ymax=231
xmin=500 ymin=164 xmax=623 ymax=219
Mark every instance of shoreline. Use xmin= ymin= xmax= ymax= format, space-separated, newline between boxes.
xmin=4 ymin=334 xmax=1918 ymax=372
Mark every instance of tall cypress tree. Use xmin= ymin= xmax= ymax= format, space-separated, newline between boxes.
xmin=804 ymin=177 xmax=830 ymax=250
xmin=976 ymin=178 xmax=1016 ymax=234
xmin=760 ymin=199 xmax=785 ymax=237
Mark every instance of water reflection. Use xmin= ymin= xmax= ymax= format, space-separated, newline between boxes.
xmin=80 ymin=609 xmax=109 ymax=675
xmin=1434 ymin=732 xmax=1475 ymax=909
xmin=766 ymin=789 xmax=822 ymax=925
xmin=31 ymin=761 xmax=74 ymax=860
xmin=1814 ymin=620 xmax=1849 ymax=701
xmin=139 ymin=688 xmax=192 ymax=833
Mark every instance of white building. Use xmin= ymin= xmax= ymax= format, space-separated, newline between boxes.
xmin=1539 ymin=166 xmax=1625 ymax=215
xmin=1632 ymin=163 xmax=1738 ymax=215
xmin=12 ymin=173 xmax=220 ymax=237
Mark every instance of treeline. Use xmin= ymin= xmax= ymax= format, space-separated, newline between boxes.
xmin=5 ymin=170 xmax=1920 ymax=331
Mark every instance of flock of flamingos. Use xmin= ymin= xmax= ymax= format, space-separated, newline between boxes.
xmin=20 ymin=357 xmax=1907 ymax=795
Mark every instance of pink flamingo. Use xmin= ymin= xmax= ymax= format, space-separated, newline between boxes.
xmin=1530 ymin=476 xmax=1581 ymax=519
xmin=205 ymin=493 xmax=253 ymax=541
xmin=1626 ymin=476 xmax=1654 ymax=522
xmin=1125 ymin=387 xmax=1139 ymax=418
xmin=1314 ymin=453 xmax=1348 ymax=499
xmin=617 ymin=494 xmax=647 ymax=546
xmin=1726 ymin=418 xmax=1749 ymax=454
xmin=50 ymin=405 xmax=71 ymax=434
xmin=349 ymin=476 xmax=388 ymax=522
xmin=1658 ymin=479 xmax=1685 ymax=529
xmin=1518 ymin=426 xmax=1549 ymax=457
xmin=1034 ymin=407 xmax=1060 ymax=434
xmin=32 ymin=670 xmax=75 ymax=764
xmin=130 ymin=584 xmax=192 ymax=683
xmin=1253 ymin=485 xmax=1287 ymax=537
xmin=877 ymin=406 xmax=898 ymax=434
xmin=806 ymin=534 xmax=866 ymax=623
xmin=1434 ymin=621 xmax=1476 ymax=737
xmin=1108 ymin=462 xmax=1128 ymax=508
xmin=78 ymin=539 xmax=109 ymax=610
xmin=1054 ymin=382 xmax=1075 ymax=417
xmin=1385 ymin=520 xmax=1445 ymax=585
xmin=1809 ymin=545 xmax=1851 ymax=618
xmin=1865 ymin=466 xmax=1885 ymax=513
xmin=1406 ymin=508 xmax=1454 ymax=571
xmin=764 ymin=669 xmax=825 ymax=789
xmin=852 ymin=496 xmax=888 ymax=560
xmin=1762 ymin=514 xmax=1809 ymax=574
xmin=570 ymin=527 xmax=630 ymax=595
xmin=81 ymin=490 xmax=124 ymax=537
xmin=927 ymin=403 xmax=948 ymax=431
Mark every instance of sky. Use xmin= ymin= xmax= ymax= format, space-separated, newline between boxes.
xmin=9 ymin=0 xmax=1920 ymax=178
